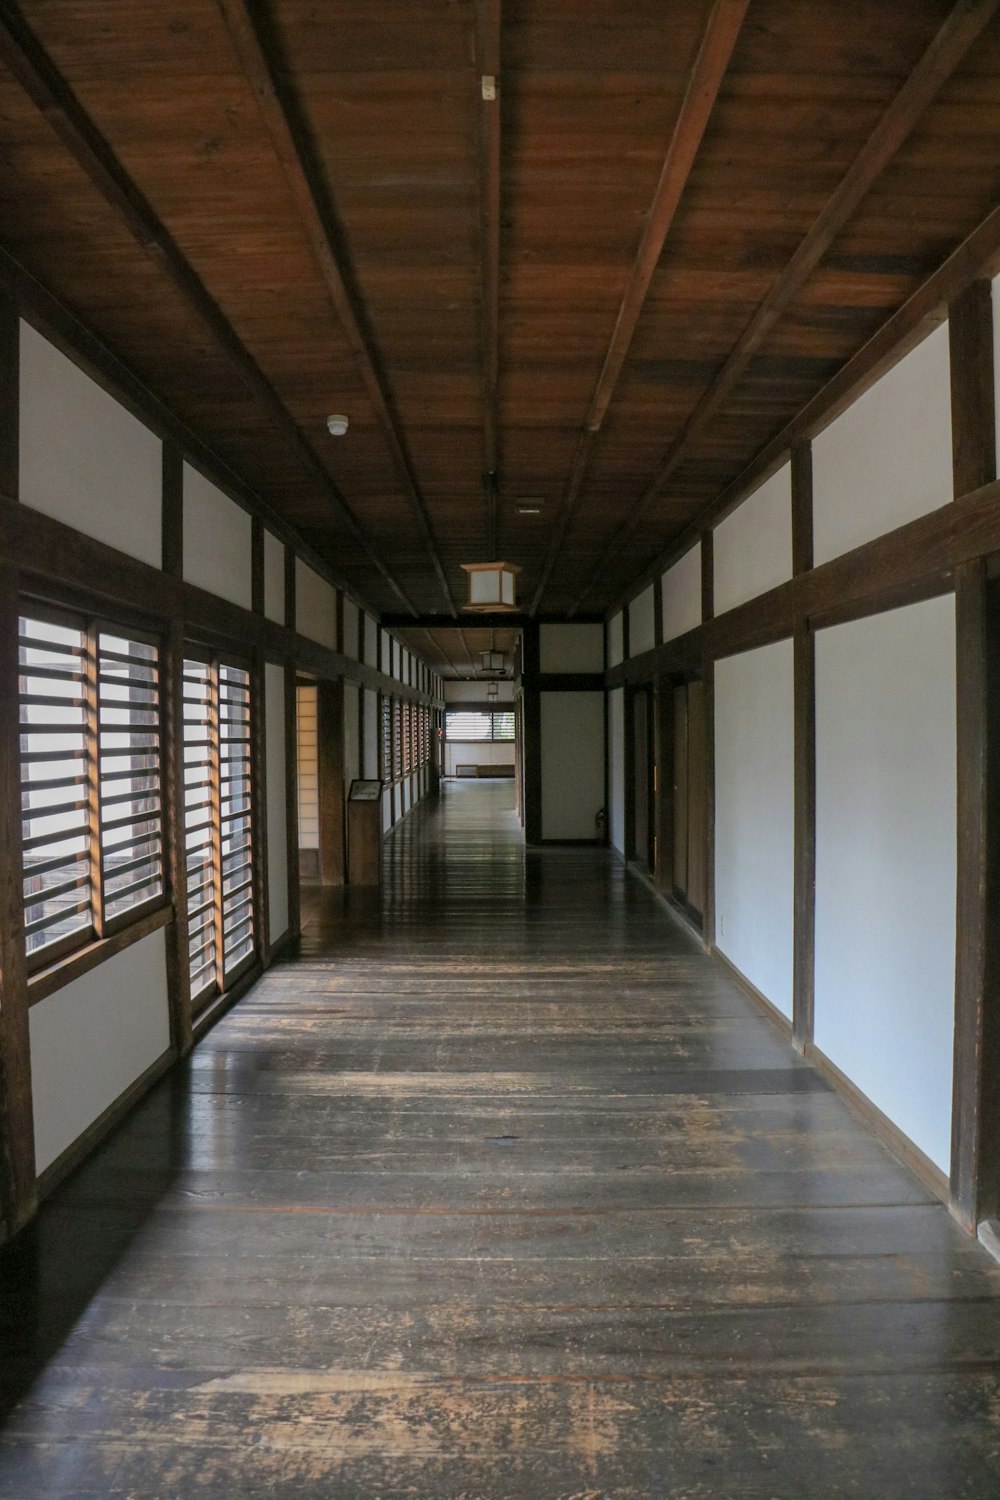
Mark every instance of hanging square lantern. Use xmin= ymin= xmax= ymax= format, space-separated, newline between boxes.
xmin=480 ymin=650 xmax=506 ymax=672
xmin=487 ymin=682 xmax=499 ymax=700
xmin=461 ymin=561 xmax=520 ymax=612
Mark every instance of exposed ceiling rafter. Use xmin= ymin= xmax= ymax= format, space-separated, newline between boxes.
xmin=570 ymin=0 xmax=1000 ymax=614
xmin=0 ymin=3 xmax=422 ymax=616
xmin=529 ymin=0 xmax=752 ymax=615
xmin=216 ymin=0 xmax=458 ymax=616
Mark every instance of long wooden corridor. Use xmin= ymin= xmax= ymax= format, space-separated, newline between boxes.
xmin=3 ymin=780 xmax=1000 ymax=1496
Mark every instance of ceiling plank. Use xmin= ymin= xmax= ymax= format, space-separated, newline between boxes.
xmin=569 ymin=0 xmax=1000 ymax=614
xmin=474 ymin=0 xmax=502 ymax=559
xmin=0 ymin=4 xmax=421 ymax=615
xmin=421 ymin=627 xmax=463 ymax=681
xmin=215 ymin=0 xmax=457 ymax=617
xmin=612 ymin=197 xmax=1000 ymax=612
xmin=529 ymin=0 xmax=751 ymax=614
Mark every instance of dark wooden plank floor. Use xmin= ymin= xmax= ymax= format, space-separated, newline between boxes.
xmin=4 ymin=779 xmax=1000 ymax=1497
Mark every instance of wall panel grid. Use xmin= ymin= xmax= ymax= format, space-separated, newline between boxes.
xmin=662 ymin=544 xmax=702 ymax=644
xmin=713 ymin=640 xmax=795 ymax=1021
xmin=813 ymin=596 xmax=957 ymax=1173
xmin=812 ymin=323 xmax=952 ymax=566
xmin=19 ymin=321 xmax=162 ymax=569
xmin=713 ymin=463 xmax=792 ymax=615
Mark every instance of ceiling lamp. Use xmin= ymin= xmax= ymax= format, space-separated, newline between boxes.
xmin=487 ymin=682 xmax=499 ymax=700
xmin=461 ymin=561 xmax=520 ymax=613
xmin=480 ymin=650 xmax=506 ymax=672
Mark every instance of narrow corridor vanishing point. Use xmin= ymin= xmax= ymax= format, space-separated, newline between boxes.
xmin=3 ymin=780 xmax=1000 ymax=1497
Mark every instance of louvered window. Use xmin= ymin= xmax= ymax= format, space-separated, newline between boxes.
xmin=402 ymin=702 xmax=412 ymax=774
xmin=19 ymin=609 xmax=164 ymax=969
xmin=182 ymin=652 xmax=255 ymax=1010
xmin=445 ymin=709 xmax=515 ymax=741
xmin=381 ymin=695 xmax=392 ymax=781
xmin=392 ymin=700 xmax=402 ymax=780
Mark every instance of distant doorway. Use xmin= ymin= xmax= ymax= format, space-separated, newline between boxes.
xmin=627 ymin=686 xmax=655 ymax=871
xmin=663 ymin=676 xmax=707 ymax=923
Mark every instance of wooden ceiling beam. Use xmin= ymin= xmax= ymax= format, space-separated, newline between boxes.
xmin=420 ymin=628 xmax=463 ymax=681
xmin=0 ymin=4 xmax=420 ymax=616
xmin=569 ymin=0 xmax=1000 ymax=614
xmin=529 ymin=0 xmax=751 ymax=615
xmin=474 ymin=0 xmax=502 ymax=559
xmin=216 ymin=0 xmax=457 ymax=617
xmin=609 ymin=197 xmax=1000 ymax=614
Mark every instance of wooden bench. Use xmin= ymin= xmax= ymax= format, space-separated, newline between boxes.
xmin=454 ymin=763 xmax=514 ymax=779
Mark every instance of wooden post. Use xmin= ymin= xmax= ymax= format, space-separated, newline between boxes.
xmin=791 ymin=440 xmax=816 ymax=1054
xmin=162 ymin=616 xmax=193 ymax=1057
xmin=317 ymin=678 xmax=346 ymax=886
xmin=522 ymin=621 xmax=542 ymax=844
xmin=949 ymin=280 xmax=1000 ymax=1230
xmin=700 ymin=531 xmax=716 ymax=948
xmin=251 ymin=516 xmax=264 ymax=616
xmin=284 ymin=662 xmax=301 ymax=942
xmin=251 ymin=649 xmax=271 ymax=966
xmin=0 ymin=563 xmax=37 ymax=1238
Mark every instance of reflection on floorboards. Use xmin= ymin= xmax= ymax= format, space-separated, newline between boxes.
xmin=3 ymin=779 xmax=1000 ymax=1497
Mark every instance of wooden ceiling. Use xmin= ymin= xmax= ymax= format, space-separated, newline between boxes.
xmin=396 ymin=626 xmax=520 ymax=680
xmin=2 ymin=1 xmax=1000 ymax=620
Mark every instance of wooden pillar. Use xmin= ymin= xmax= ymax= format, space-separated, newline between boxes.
xmin=700 ymin=531 xmax=716 ymax=948
xmin=0 ymin=562 xmax=37 ymax=1238
xmin=653 ymin=674 xmax=674 ymax=893
xmin=160 ymin=444 xmax=193 ymax=1057
xmin=949 ymin=279 xmax=1000 ymax=1230
xmin=250 ymin=650 xmax=271 ymax=967
xmin=791 ymin=440 xmax=816 ymax=1055
xmin=0 ymin=285 xmax=17 ymax=501
xmin=251 ymin=516 xmax=264 ymax=617
xmin=317 ymin=678 xmax=346 ymax=886
xmin=284 ymin=662 xmax=301 ymax=942
xmin=522 ymin=621 xmax=542 ymax=844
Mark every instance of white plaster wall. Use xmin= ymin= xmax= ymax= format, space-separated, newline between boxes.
xmin=540 ymin=623 xmax=604 ymax=674
xmin=296 ymin=559 xmax=337 ymax=650
xmin=628 ymin=587 xmax=656 ymax=658
xmin=446 ymin=741 xmax=515 ymax=775
xmin=342 ymin=600 xmax=360 ymax=660
xmin=363 ymin=688 xmax=379 ymax=779
xmin=813 ymin=596 xmax=956 ymax=1172
xmin=263 ymin=531 xmax=285 ymax=623
xmin=265 ymin=661 xmax=289 ymax=943
xmin=608 ymin=613 xmax=623 ymax=668
xmin=608 ymin=687 xmax=625 ymax=854
xmin=183 ymin=463 xmax=252 ymax=610
xmin=344 ymin=682 xmax=360 ymax=788
xmin=541 ymin=692 xmax=605 ymax=840
xmin=714 ymin=641 xmax=795 ymax=1020
xmin=812 ymin=324 xmax=952 ymax=565
xmin=19 ymin=321 xmax=162 ymax=568
xmin=30 ymin=929 xmax=171 ymax=1174
xmin=364 ymin=614 xmax=378 ymax=666
xmin=381 ymin=629 xmax=392 ymax=674
xmin=445 ymin=680 xmax=515 ymax=702
xmin=662 ymin=544 xmax=702 ymax=643
xmin=714 ymin=463 xmax=792 ymax=614
xmin=381 ymin=790 xmax=392 ymax=833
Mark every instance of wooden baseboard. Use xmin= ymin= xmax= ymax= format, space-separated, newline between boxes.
xmin=625 ymin=860 xmax=707 ymax=949
xmin=804 ymin=1041 xmax=950 ymax=1206
xmin=36 ymin=1045 xmax=177 ymax=1203
xmin=711 ymin=946 xmax=794 ymax=1038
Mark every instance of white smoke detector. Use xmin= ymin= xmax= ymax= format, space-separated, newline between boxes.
xmin=326 ymin=414 xmax=349 ymax=436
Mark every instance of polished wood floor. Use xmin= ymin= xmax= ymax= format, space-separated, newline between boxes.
xmin=4 ymin=779 xmax=1000 ymax=1497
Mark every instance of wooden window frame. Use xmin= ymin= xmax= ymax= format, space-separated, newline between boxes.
xmin=19 ymin=598 xmax=168 ymax=981
xmin=182 ymin=646 xmax=257 ymax=1016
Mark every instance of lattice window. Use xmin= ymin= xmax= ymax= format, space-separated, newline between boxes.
xmin=19 ymin=609 xmax=163 ymax=968
xmin=182 ymin=652 xmax=255 ymax=1010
